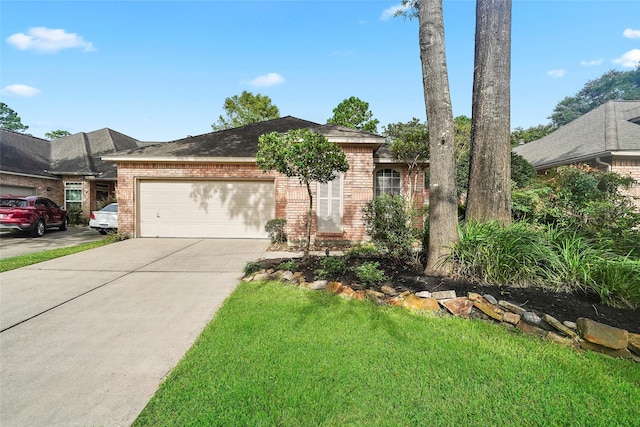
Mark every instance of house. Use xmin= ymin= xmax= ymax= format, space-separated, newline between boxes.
xmin=0 ymin=128 xmax=154 ymax=216
xmin=104 ymin=116 xmax=428 ymax=244
xmin=512 ymin=100 xmax=640 ymax=209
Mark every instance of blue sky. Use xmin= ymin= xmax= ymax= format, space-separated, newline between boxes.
xmin=1 ymin=0 xmax=639 ymax=142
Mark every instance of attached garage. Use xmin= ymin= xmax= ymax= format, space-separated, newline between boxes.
xmin=138 ymin=180 xmax=275 ymax=238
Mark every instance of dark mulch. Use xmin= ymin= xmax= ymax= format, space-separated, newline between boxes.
xmin=259 ymin=255 xmax=640 ymax=334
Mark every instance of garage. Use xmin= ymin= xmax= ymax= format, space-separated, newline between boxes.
xmin=138 ymin=180 xmax=275 ymax=238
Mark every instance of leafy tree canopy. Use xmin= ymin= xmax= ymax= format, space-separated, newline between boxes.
xmin=257 ymin=128 xmax=349 ymax=256
xmin=383 ymin=117 xmax=429 ymax=165
xmin=549 ymin=66 xmax=640 ymax=128
xmin=212 ymin=91 xmax=280 ymax=131
xmin=510 ymin=124 xmax=554 ymax=146
xmin=0 ymin=102 xmax=29 ymax=133
xmin=327 ymin=96 xmax=379 ymax=133
xmin=45 ymin=130 xmax=72 ymax=140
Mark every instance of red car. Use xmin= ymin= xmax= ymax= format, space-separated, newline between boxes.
xmin=0 ymin=195 xmax=69 ymax=237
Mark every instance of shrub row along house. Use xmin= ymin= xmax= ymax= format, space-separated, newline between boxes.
xmin=513 ymin=100 xmax=640 ymax=209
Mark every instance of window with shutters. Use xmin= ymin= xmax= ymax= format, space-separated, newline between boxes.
xmin=317 ymin=174 xmax=343 ymax=233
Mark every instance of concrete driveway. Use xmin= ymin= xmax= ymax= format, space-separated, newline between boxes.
xmin=0 ymin=238 xmax=270 ymax=427
xmin=0 ymin=226 xmax=105 ymax=260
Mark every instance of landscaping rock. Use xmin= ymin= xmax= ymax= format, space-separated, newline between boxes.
xmin=381 ymin=285 xmax=397 ymax=296
xmin=415 ymin=291 xmax=432 ymax=299
xmin=498 ymin=300 xmax=527 ymax=316
xmin=546 ymin=331 xmax=576 ymax=347
xmin=483 ymin=294 xmax=498 ymax=305
xmin=309 ymin=280 xmax=329 ymax=290
xmin=339 ymin=286 xmax=356 ymax=299
xmin=543 ymin=314 xmax=578 ymax=338
xmin=563 ymin=321 xmax=577 ymax=330
xmin=432 ymin=290 xmax=457 ymax=300
xmin=366 ymin=289 xmax=385 ymax=299
xmin=325 ymin=281 xmax=343 ymax=294
xmin=517 ymin=321 xmax=549 ymax=338
xmin=628 ymin=333 xmax=640 ymax=356
xmin=578 ymin=339 xmax=633 ymax=359
xmin=281 ymin=271 xmax=294 ymax=281
xmin=502 ymin=311 xmax=521 ymax=325
xmin=253 ymin=273 xmax=270 ymax=282
xmin=577 ymin=318 xmax=629 ymax=350
xmin=402 ymin=295 xmax=439 ymax=311
xmin=473 ymin=300 xmax=505 ymax=321
xmin=521 ymin=312 xmax=554 ymax=331
xmin=440 ymin=297 xmax=474 ymax=317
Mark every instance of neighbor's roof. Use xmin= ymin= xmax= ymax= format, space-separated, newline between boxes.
xmin=104 ymin=116 xmax=386 ymax=162
xmin=0 ymin=127 xmax=153 ymax=180
xmin=0 ymin=129 xmax=56 ymax=179
xmin=512 ymin=100 xmax=640 ymax=169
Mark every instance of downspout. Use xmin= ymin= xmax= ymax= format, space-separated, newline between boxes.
xmin=595 ymin=157 xmax=611 ymax=172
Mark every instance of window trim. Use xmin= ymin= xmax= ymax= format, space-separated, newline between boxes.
xmin=374 ymin=168 xmax=402 ymax=197
xmin=316 ymin=174 xmax=343 ymax=233
xmin=64 ymin=181 xmax=83 ymax=211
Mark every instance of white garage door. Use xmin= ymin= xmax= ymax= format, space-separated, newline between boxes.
xmin=138 ymin=180 xmax=275 ymax=238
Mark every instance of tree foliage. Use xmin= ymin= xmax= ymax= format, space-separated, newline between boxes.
xmin=212 ymin=91 xmax=280 ymax=131
xmin=0 ymin=102 xmax=29 ymax=133
xmin=45 ymin=130 xmax=72 ymax=140
xmin=550 ymin=66 xmax=640 ymax=128
xmin=256 ymin=128 xmax=349 ymax=257
xmin=327 ymin=96 xmax=379 ymax=133
xmin=383 ymin=118 xmax=429 ymax=199
xmin=510 ymin=124 xmax=554 ymax=146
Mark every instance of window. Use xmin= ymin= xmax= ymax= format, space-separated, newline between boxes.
xmin=375 ymin=169 xmax=401 ymax=197
xmin=65 ymin=182 xmax=82 ymax=211
xmin=317 ymin=174 xmax=343 ymax=233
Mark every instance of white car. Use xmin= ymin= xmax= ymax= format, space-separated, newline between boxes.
xmin=89 ymin=203 xmax=118 ymax=234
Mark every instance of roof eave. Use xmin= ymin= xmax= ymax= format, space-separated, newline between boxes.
xmin=102 ymin=156 xmax=257 ymax=163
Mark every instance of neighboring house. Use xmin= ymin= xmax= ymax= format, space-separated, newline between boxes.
xmin=513 ymin=100 xmax=640 ymax=209
xmin=0 ymin=128 xmax=154 ymax=217
xmin=104 ymin=116 xmax=428 ymax=244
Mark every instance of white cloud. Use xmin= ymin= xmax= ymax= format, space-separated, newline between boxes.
xmin=1 ymin=84 xmax=40 ymax=97
xmin=546 ymin=69 xmax=565 ymax=78
xmin=623 ymin=28 xmax=640 ymax=39
xmin=580 ymin=59 xmax=604 ymax=67
xmin=248 ymin=72 xmax=285 ymax=87
xmin=612 ymin=49 xmax=640 ymax=68
xmin=380 ymin=4 xmax=410 ymax=21
xmin=6 ymin=27 xmax=95 ymax=53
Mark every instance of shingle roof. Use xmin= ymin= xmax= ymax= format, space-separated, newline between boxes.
xmin=105 ymin=116 xmax=385 ymax=161
xmin=0 ymin=130 xmax=56 ymax=178
xmin=512 ymin=100 xmax=640 ymax=169
xmin=1 ymin=127 xmax=149 ymax=180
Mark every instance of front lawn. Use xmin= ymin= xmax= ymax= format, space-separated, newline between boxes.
xmin=134 ymin=281 xmax=640 ymax=426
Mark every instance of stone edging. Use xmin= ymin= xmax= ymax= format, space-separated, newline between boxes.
xmin=244 ymin=268 xmax=640 ymax=363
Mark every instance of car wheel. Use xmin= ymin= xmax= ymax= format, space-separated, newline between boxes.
xmin=59 ymin=217 xmax=68 ymax=231
xmin=31 ymin=219 xmax=46 ymax=237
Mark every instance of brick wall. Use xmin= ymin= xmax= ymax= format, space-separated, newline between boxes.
xmin=0 ymin=173 xmax=63 ymax=205
xmin=612 ymin=157 xmax=640 ymax=210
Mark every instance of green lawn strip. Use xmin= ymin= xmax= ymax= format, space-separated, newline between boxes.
xmin=0 ymin=239 xmax=112 ymax=272
xmin=134 ymin=281 xmax=640 ymax=427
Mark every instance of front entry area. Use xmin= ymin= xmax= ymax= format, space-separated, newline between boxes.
xmin=137 ymin=180 xmax=275 ymax=238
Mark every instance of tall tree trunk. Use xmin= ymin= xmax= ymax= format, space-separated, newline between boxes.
xmin=419 ymin=0 xmax=459 ymax=275
xmin=466 ymin=0 xmax=512 ymax=224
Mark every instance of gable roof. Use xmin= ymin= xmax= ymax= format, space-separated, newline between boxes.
xmin=0 ymin=129 xmax=56 ymax=179
xmin=512 ymin=100 xmax=640 ymax=169
xmin=104 ymin=116 xmax=386 ymax=162
xmin=1 ymin=127 xmax=150 ymax=180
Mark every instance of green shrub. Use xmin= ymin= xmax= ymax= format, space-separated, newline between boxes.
xmin=314 ymin=256 xmax=347 ymax=279
xmin=276 ymin=260 xmax=298 ymax=272
xmin=346 ymin=243 xmax=381 ymax=257
xmin=66 ymin=206 xmax=86 ymax=225
xmin=265 ymin=219 xmax=287 ymax=244
xmin=352 ymin=261 xmax=387 ymax=289
xmin=243 ymin=261 xmax=261 ymax=276
xmin=588 ymin=257 xmax=640 ymax=309
xmin=362 ymin=194 xmax=420 ymax=261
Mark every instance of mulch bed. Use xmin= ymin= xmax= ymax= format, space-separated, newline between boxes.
xmin=259 ymin=254 xmax=640 ymax=334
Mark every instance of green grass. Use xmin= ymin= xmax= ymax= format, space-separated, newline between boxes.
xmin=0 ymin=237 xmax=115 ymax=272
xmin=134 ymin=281 xmax=640 ymax=427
